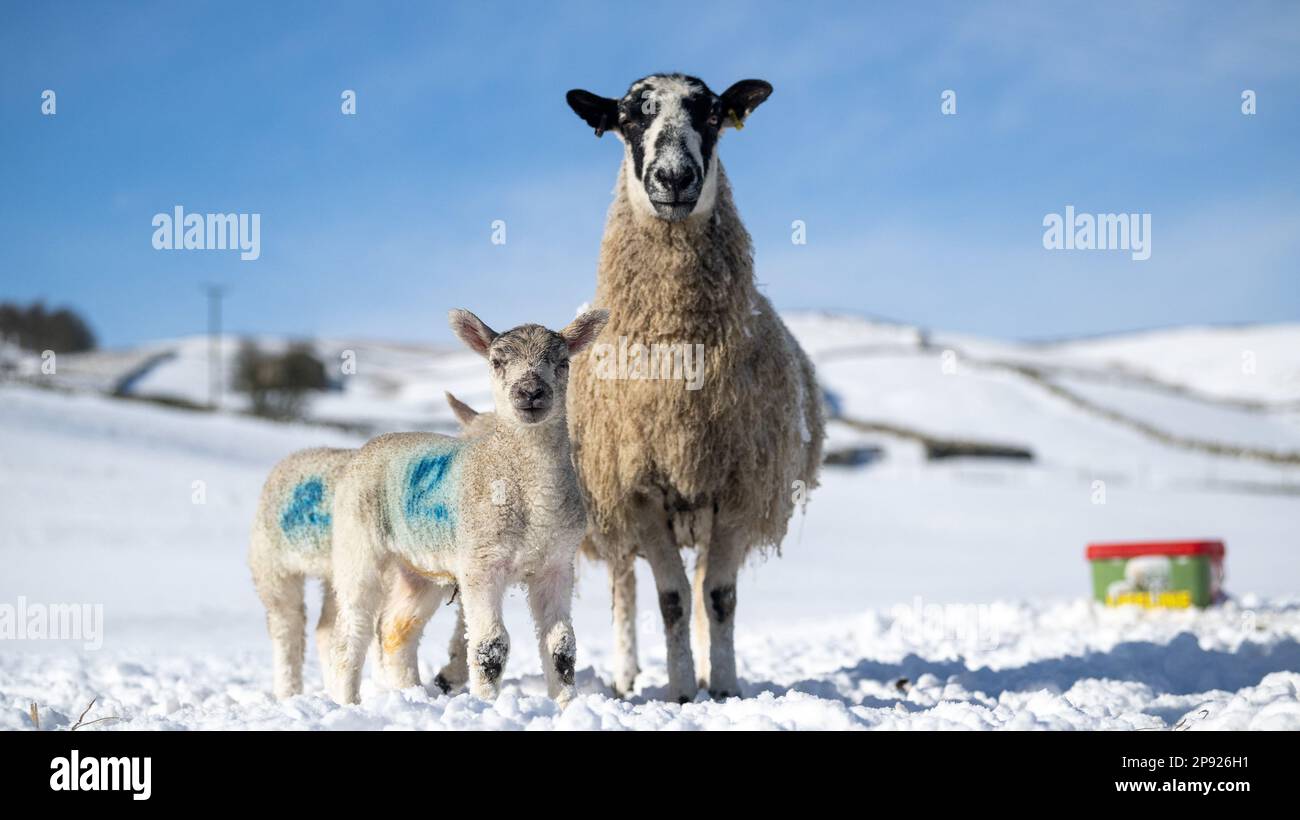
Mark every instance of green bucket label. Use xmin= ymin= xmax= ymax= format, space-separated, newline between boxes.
xmin=1090 ymin=554 xmax=1215 ymax=608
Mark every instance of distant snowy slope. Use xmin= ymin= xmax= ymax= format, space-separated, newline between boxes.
xmin=923 ymin=322 xmax=1300 ymax=408
xmin=38 ymin=313 xmax=1300 ymax=455
xmin=66 ymin=335 xmax=491 ymax=433
xmin=781 ymin=312 xmax=921 ymax=357
xmin=1050 ymin=374 xmax=1300 ymax=452
xmin=1054 ymin=324 xmax=1300 ymax=406
xmin=776 ymin=313 xmax=1300 ymax=484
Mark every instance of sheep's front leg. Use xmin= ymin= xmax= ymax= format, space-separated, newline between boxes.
xmin=640 ymin=527 xmax=697 ymax=703
xmin=692 ymin=530 xmax=744 ymax=698
xmin=527 ymin=559 xmax=577 ymax=706
xmin=460 ymin=567 xmax=510 ymax=701
xmin=434 ymin=601 xmax=469 ymax=694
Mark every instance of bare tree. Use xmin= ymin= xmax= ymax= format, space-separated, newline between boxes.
xmin=233 ymin=341 xmax=328 ymax=419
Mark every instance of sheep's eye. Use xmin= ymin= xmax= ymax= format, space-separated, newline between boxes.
xmin=490 ymin=358 xmax=505 ymax=371
xmin=557 ymin=360 xmax=570 ymax=374
xmin=707 ymin=114 xmax=720 ymax=127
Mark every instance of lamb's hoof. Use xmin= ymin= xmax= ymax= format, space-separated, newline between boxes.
xmin=554 ymin=687 xmax=576 ymax=709
xmin=470 ymin=685 xmax=500 ymax=702
xmin=708 ymin=689 xmax=740 ymax=700
xmin=433 ymin=674 xmax=452 ymax=695
xmin=612 ymin=674 xmax=638 ymax=699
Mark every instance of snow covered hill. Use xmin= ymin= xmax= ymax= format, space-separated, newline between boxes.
xmin=2 ymin=313 xmax=1299 ymax=730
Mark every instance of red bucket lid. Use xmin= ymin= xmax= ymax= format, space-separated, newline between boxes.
xmin=1086 ymin=540 xmax=1224 ymax=561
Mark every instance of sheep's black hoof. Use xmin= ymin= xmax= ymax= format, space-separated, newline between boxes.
xmin=676 ymin=695 xmax=691 ymax=704
xmin=433 ymin=674 xmax=452 ymax=694
xmin=709 ymin=688 xmax=739 ymax=700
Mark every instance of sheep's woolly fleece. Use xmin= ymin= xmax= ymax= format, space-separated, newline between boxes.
xmin=569 ymin=164 xmax=824 ymax=554
xmin=5 ymin=598 xmax=1298 ymax=731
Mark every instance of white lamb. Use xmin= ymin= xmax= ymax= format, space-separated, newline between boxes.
xmin=326 ymin=308 xmax=609 ymax=705
xmin=248 ymin=392 xmax=494 ymax=700
xmin=248 ymin=447 xmax=352 ymax=699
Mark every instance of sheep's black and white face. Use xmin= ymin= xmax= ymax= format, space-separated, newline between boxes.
xmin=567 ymin=74 xmax=772 ymax=222
xmin=449 ymin=309 xmax=609 ymax=426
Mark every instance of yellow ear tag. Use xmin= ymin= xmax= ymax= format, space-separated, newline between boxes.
xmin=728 ymin=109 xmax=745 ymax=130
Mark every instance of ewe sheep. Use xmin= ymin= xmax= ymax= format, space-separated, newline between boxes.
xmin=565 ymin=74 xmax=825 ymax=701
xmin=327 ymin=309 xmax=609 ymax=705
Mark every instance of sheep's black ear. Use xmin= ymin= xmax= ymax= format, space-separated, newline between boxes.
xmin=448 ymin=309 xmax=497 ymax=357
xmin=560 ymin=309 xmax=610 ymax=355
xmin=445 ymin=391 xmax=479 ymax=427
xmin=566 ymin=89 xmax=619 ymax=137
xmin=719 ymin=80 xmax=773 ymax=129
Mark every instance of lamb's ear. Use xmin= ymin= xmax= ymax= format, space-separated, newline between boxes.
xmin=448 ymin=309 xmax=497 ymax=358
xmin=566 ymin=89 xmax=619 ymax=137
xmin=445 ymin=391 xmax=479 ymax=428
xmin=719 ymin=80 xmax=773 ymax=129
xmin=560 ymin=309 xmax=610 ymax=355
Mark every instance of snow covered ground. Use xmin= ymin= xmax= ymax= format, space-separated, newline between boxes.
xmin=2 ymin=314 xmax=1299 ymax=730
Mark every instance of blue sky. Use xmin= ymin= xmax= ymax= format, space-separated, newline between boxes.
xmin=2 ymin=0 xmax=1297 ymax=347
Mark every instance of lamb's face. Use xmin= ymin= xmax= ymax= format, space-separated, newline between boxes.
xmin=449 ymin=309 xmax=610 ymax=427
xmin=486 ymin=325 xmax=569 ymax=425
xmin=567 ymin=74 xmax=773 ymax=223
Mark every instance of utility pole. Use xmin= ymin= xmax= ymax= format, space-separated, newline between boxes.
xmin=203 ymin=284 xmax=227 ymax=410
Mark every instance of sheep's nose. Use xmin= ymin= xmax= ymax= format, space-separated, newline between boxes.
xmin=652 ymin=166 xmax=696 ymax=198
xmin=512 ymin=382 xmax=548 ymax=407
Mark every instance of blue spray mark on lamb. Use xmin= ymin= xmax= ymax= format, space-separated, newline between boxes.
xmin=404 ymin=444 xmax=463 ymax=531
xmin=280 ymin=477 xmax=331 ymax=544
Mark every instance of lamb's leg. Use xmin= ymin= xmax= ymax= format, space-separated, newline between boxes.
xmin=329 ymin=517 xmax=389 ymax=705
xmin=255 ymin=571 xmax=307 ymax=699
xmin=692 ymin=530 xmax=744 ymax=698
xmin=377 ymin=567 xmax=445 ymax=690
xmin=639 ymin=524 xmax=697 ymax=703
xmin=315 ymin=580 xmax=338 ymax=694
xmin=434 ymin=600 xmax=469 ymax=694
xmin=608 ymin=554 xmax=639 ymax=697
xmin=527 ymin=560 xmax=578 ymax=706
xmin=460 ymin=567 xmax=510 ymax=701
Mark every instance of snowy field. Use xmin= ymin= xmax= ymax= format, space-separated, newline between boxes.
xmin=2 ymin=313 xmax=1299 ymax=730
